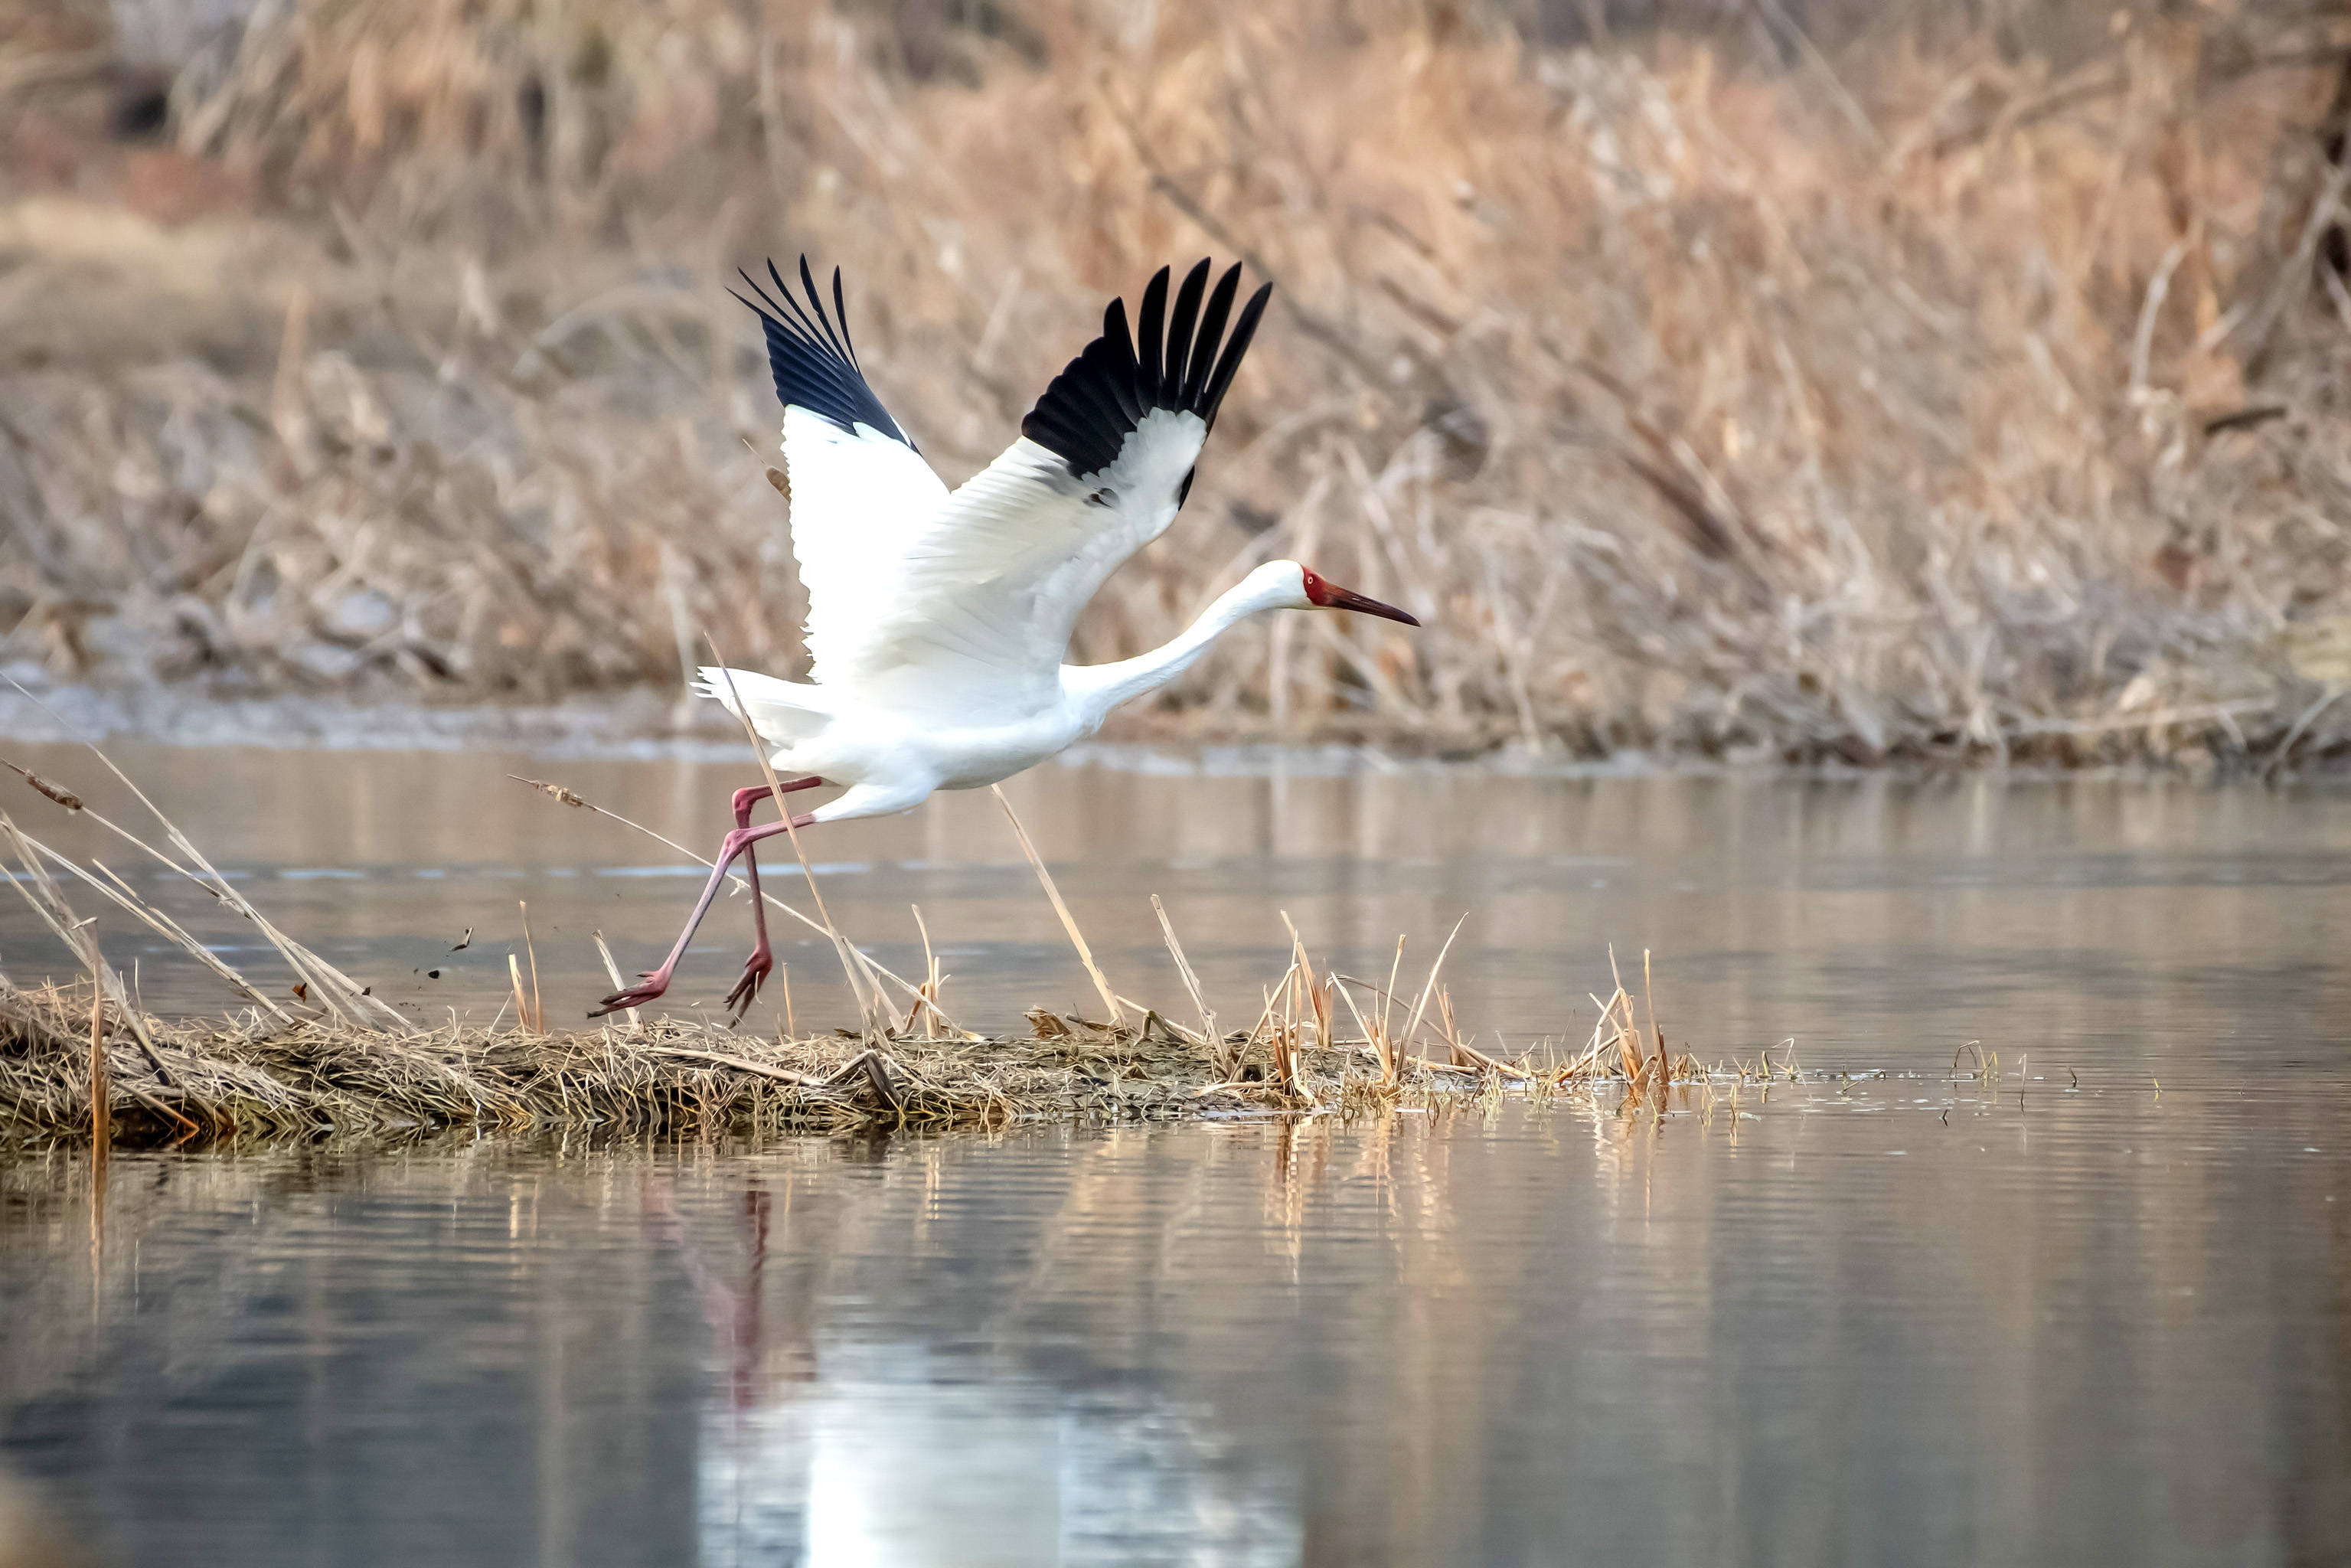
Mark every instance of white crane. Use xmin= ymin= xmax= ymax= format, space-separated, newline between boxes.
xmin=595 ymin=257 xmax=1419 ymax=1018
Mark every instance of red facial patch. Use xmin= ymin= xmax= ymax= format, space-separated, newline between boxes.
xmin=1300 ymin=566 xmax=1333 ymax=606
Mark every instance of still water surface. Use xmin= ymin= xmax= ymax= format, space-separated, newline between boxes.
xmin=2 ymin=746 xmax=2347 ymax=1565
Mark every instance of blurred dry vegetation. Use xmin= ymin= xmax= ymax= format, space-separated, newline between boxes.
xmin=3 ymin=0 xmax=2351 ymax=766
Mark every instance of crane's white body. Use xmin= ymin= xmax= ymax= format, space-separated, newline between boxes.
xmin=700 ymin=388 xmax=1322 ymax=827
xmin=703 ymin=556 xmax=1314 ymax=823
xmin=595 ymin=257 xmax=1417 ymax=1018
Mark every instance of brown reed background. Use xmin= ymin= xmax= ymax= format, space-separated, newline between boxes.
xmin=3 ymin=0 xmax=2350 ymax=765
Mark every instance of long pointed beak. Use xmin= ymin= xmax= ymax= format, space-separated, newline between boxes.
xmin=1311 ymin=579 xmax=1419 ymax=626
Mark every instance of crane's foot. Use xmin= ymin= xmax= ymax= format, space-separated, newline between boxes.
xmin=723 ymin=945 xmax=773 ymax=1024
xmin=591 ymin=970 xmax=673 ymax=1017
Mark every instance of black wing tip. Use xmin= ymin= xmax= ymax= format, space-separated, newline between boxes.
xmin=735 ymin=254 xmax=911 ymax=449
xmin=1021 ymin=258 xmax=1273 ymax=480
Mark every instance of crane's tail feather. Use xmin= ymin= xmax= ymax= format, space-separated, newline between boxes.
xmin=693 ymin=667 xmax=833 ymax=740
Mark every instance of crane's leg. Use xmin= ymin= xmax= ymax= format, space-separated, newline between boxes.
xmin=722 ymin=779 xmax=822 ymax=1021
xmin=591 ymin=778 xmax=822 ymax=1018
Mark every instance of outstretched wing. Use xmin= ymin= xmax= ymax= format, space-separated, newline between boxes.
xmin=734 ymin=258 xmax=949 ymax=691
xmin=809 ymin=259 xmax=1272 ymax=715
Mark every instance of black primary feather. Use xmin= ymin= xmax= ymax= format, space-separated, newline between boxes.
xmin=1020 ymin=259 xmax=1273 ymax=482
xmin=732 ymin=257 xmax=913 ymax=449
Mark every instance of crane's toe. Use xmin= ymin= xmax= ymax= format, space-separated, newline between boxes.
xmin=723 ymin=951 xmax=773 ymax=1023
xmin=590 ymin=975 xmax=671 ymax=1016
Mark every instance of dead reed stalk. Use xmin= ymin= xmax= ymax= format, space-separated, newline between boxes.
xmin=518 ymin=901 xmax=544 ymax=1034
xmin=86 ymin=969 xmax=104 ymax=1152
xmin=993 ymin=784 xmax=1123 ymax=1024
xmin=1151 ymin=894 xmax=1226 ymax=1072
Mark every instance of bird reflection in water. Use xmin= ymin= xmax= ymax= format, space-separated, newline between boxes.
xmin=644 ymin=1166 xmax=1301 ymax=1567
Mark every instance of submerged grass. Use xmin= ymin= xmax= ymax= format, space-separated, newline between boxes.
xmin=2 ymin=2 xmax=2349 ymax=766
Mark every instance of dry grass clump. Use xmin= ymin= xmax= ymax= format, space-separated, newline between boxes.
xmin=4 ymin=0 xmax=2349 ymax=764
xmin=0 ymin=744 xmax=1734 ymax=1145
xmin=0 ymin=952 xmax=1735 ymax=1147
xmin=0 ymin=978 xmax=1227 ymax=1143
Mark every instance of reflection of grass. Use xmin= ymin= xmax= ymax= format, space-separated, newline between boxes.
xmin=4 ymin=2 xmax=2349 ymax=766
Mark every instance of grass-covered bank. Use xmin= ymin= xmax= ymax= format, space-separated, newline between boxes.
xmin=2 ymin=2 xmax=2349 ymax=766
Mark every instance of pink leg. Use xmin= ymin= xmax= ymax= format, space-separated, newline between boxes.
xmin=722 ymin=779 xmax=821 ymax=1020
xmin=591 ymin=779 xmax=822 ymax=1018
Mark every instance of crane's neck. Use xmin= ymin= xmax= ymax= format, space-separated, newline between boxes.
xmin=1060 ymin=574 xmax=1290 ymax=727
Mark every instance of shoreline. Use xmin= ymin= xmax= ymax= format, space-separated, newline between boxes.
xmin=2 ymin=681 xmax=2342 ymax=782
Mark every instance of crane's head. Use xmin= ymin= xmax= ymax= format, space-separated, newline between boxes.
xmin=1262 ymin=561 xmax=1419 ymax=626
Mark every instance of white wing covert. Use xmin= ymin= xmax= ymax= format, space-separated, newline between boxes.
xmin=828 ymin=260 xmax=1272 ymax=714
xmin=736 ymin=257 xmax=1271 ymax=718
